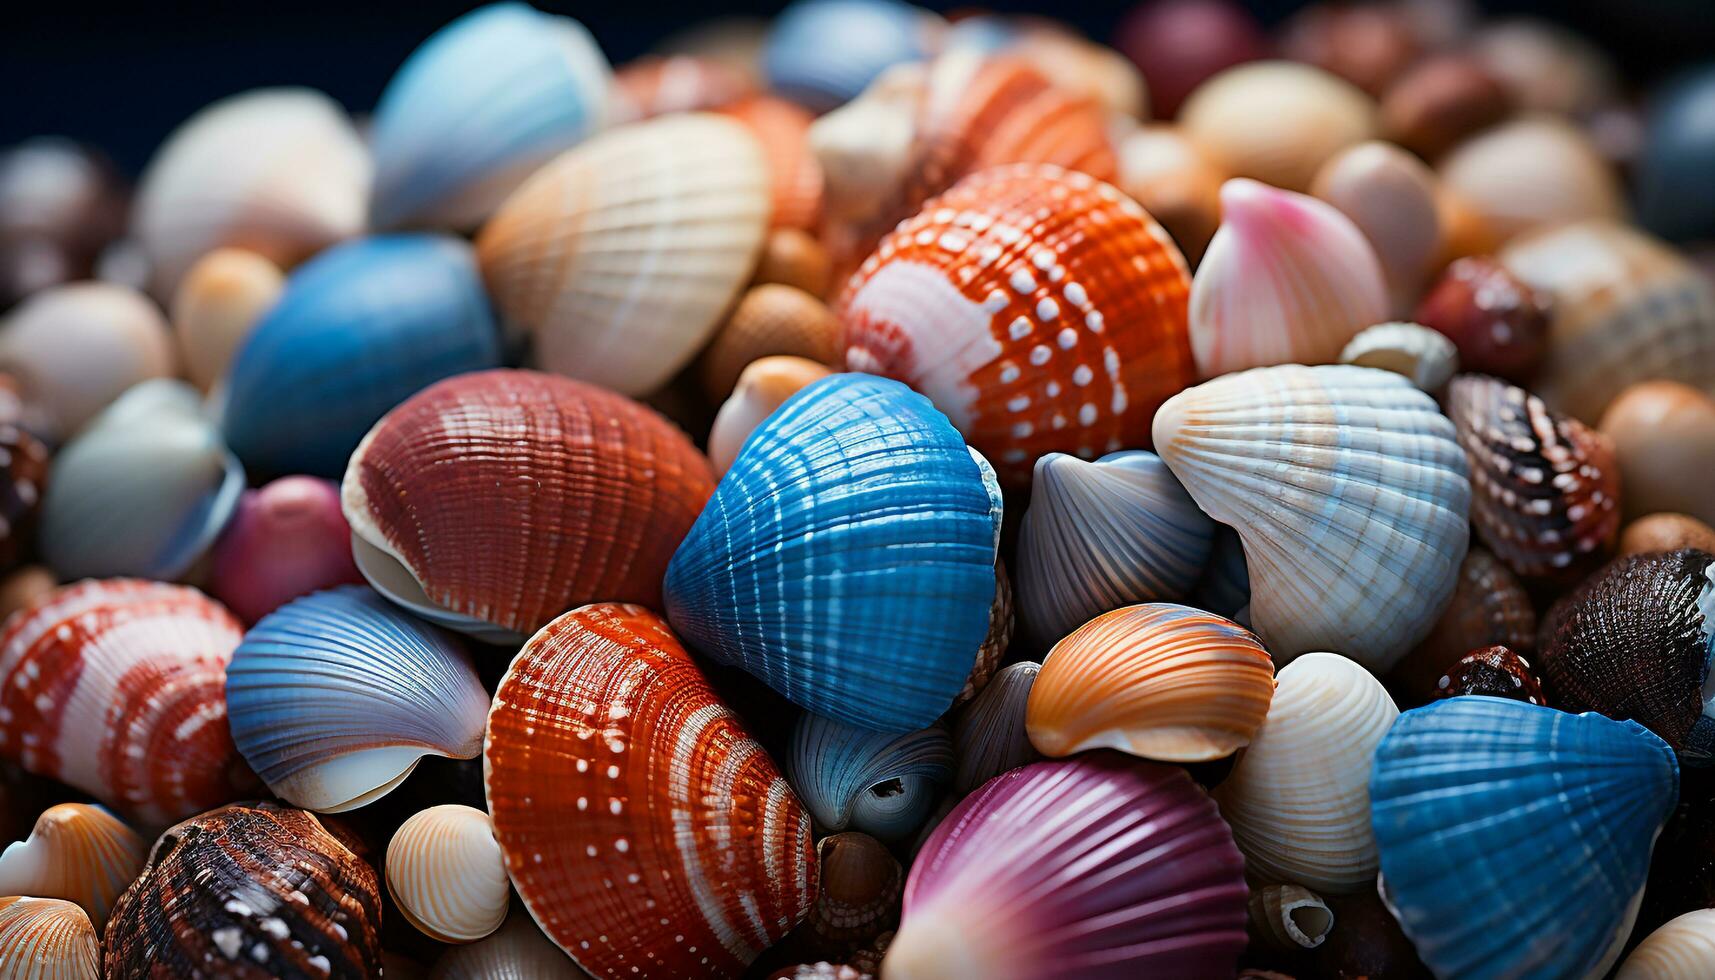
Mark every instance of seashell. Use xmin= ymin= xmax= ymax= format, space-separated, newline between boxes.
xmin=170 ymin=248 xmax=283 ymax=394
xmin=1623 ymin=514 xmax=1715 ymax=559
xmin=808 ymin=64 xmax=922 ymax=233
xmin=1438 ymin=117 xmax=1625 ymax=246
xmin=1386 ymin=547 xmax=1536 ymax=706
xmin=1368 ymin=696 xmax=1679 ymax=980
xmin=1433 ymin=645 xmax=1545 ymax=704
xmin=755 ymin=228 xmax=833 ymax=297
xmin=1638 ymin=65 xmax=1715 ymax=244
xmin=369 ymin=3 xmax=611 ymax=231
xmin=1003 ymin=26 xmax=1148 ymax=120
xmin=0 ymin=802 xmax=143 ymax=933
xmin=1212 ymin=652 xmax=1397 ymax=893
xmin=667 ymin=374 xmax=998 ymax=731
xmin=762 ymin=0 xmax=940 ymax=112
xmin=0 ymin=138 xmax=126 ymax=309
xmin=0 ymin=382 xmax=48 ymax=573
xmin=1016 ymin=451 xmax=1214 ymax=646
xmin=951 ymin=661 xmax=1040 ymax=795
xmin=0 ymin=281 xmax=175 ymax=443
xmin=1447 ymin=373 xmax=1621 ymax=582
xmin=1470 ymin=18 xmax=1618 ymax=119
xmin=428 ymin=910 xmax=584 ymax=980
xmin=699 ymin=284 xmax=842 ymax=402
xmin=386 ymin=804 xmax=508 ymax=944
xmin=1600 ymin=381 xmax=1715 ymax=527
xmin=612 ymin=55 xmax=753 ymax=123
xmin=1278 ymin=2 xmax=1420 ymax=96
xmin=720 ymin=96 xmax=824 ymax=231
xmin=1190 ymin=179 xmax=1388 ymax=378
xmin=1248 ymin=883 xmax=1333 ymax=952
xmin=1338 ymin=322 xmax=1458 ymax=392
xmin=39 ymin=379 xmax=244 ymax=581
xmin=1179 ymin=61 xmax=1378 ymax=194
xmin=770 ymin=966 xmax=869 ymax=980
xmin=1190 ymin=524 xmax=1250 ymax=623
xmin=1110 ymin=0 xmax=1267 ymax=118
xmin=799 ymin=833 xmax=902 ymax=962
xmin=708 ymin=357 xmax=833 ymax=478
xmin=1153 ymin=365 xmax=1471 ymax=670
xmin=957 ymin=559 xmax=1012 ymax=706
xmin=132 ymin=88 xmax=369 ymax=296
xmin=207 ymin=476 xmax=363 ymax=625
xmin=0 ymin=566 xmax=55 ymax=623
xmin=1620 ymin=909 xmax=1715 ymax=980
xmin=1028 ymin=603 xmax=1274 ymax=763
xmin=476 ymin=114 xmax=770 ymax=397
xmin=787 ymin=715 xmax=952 ymax=842
xmin=1380 ymin=53 xmax=1510 ymax=161
xmin=0 ymin=897 xmax=99 ymax=980
xmin=343 ymin=369 xmax=715 ymax=644
xmin=1311 ymin=142 xmax=1442 ymax=315
xmin=885 ymin=753 xmax=1248 ymax=979
xmin=1115 ymin=124 xmax=1225 ymax=264
xmin=484 ymin=603 xmax=816 ymax=977
xmin=104 ymin=801 xmax=383 ymax=978
xmin=216 ymin=235 xmax=500 ymax=478
xmin=1413 ymin=255 xmax=1551 ymax=383
xmin=841 ymin=164 xmax=1194 ymax=488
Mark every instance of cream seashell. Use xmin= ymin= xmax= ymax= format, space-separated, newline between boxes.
xmin=1115 ymin=124 xmax=1225 ymax=263
xmin=1618 ymin=910 xmax=1715 ymax=980
xmin=0 ymin=897 xmax=100 ymax=980
xmin=1312 ymin=141 xmax=1443 ymax=315
xmin=1338 ymin=321 xmax=1458 ymax=392
xmin=809 ymin=63 xmax=922 ymax=227
xmin=0 ymin=804 xmax=145 ymax=930
xmin=1179 ymin=61 xmax=1378 ymax=193
xmin=1247 ymin=883 xmax=1334 ymax=952
xmin=708 ymin=356 xmax=833 ymax=477
xmin=387 ymin=805 xmax=510 ymax=945
xmin=169 ymin=248 xmax=283 ymax=393
xmin=1438 ymin=116 xmax=1625 ymax=246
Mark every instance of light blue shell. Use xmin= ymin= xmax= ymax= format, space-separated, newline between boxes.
xmin=225 ymin=586 xmax=491 ymax=813
xmin=1370 ymin=697 xmax=1680 ymax=980
xmin=369 ymin=2 xmax=612 ymax=230
xmin=763 ymin=0 xmax=935 ymax=112
xmin=664 ymin=373 xmax=1000 ymax=733
xmin=215 ymin=234 xmax=502 ymax=478
xmin=788 ymin=713 xmax=953 ymax=842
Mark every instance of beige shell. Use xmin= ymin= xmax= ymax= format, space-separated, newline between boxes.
xmin=1247 ymin=883 xmax=1334 ymax=952
xmin=1599 ymin=381 xmax=1715 ymax=527
xmin=1179 ymin=61 xmax=1378 ymax=193
xmin=1009 ymin=29 xmax=1147 ymax=120
xmin=1618 ymin=910 xmax=1715 ymax=980
xmin=809 ymin=64 xmax=922 ymax=229
xmin=387 ymin=804 xmax=510 ymax=945
xmin=753 ymin=228 xmax=833 ymax=297
xmin=170 ymin=248 xmax=284 ymax=392
xmin=1312 ymin=141 xmax=1443 ymax=315
xmin=1116 ymin=125 xmax=1225 ymax=264
xmin=698 ymin=284 xmax=841 ymax=401
xmin=1339 ymin=322 xmax=1458 ymax=392
xmin=1438 ymin=117 xmax=1624 ymax=246
xmin=0 ymin=804 xmax=145 ymax=930
xmin=0 ymin=897 xmax=99 ymax=980
xmin=429 ymin=910 xmax=586 ymax=979
xmin=708 ymin=356 xmax=833 ymax=476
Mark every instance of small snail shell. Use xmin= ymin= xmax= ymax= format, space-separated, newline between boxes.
xmin=1438 ymin=117 xmax=1625 ymax=246
xmin=1247 ymin=882 xmax=1334 ymax=952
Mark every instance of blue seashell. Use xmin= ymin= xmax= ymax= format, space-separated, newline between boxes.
xmin=1369 ymin=696 xmax=1680 ymax=980
xmin=215 ymin=234 xmax=502 ymax=478
xmin=369 ymin=2 xmax=612 ymax=230
xmin=224 ymin=585 xmax=491 ymax=813
xmin=763 ymin=0 xmax=939 ymax=112
xmin=664 ymin=373 xmax=1000 ymax=733
xmin=787 ymin=713 xmax=953 ymax=842
xmin=1637 ymin=64 xmax=1715 ymax=244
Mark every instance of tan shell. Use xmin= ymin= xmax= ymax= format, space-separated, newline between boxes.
xmin=1248 ymin=883 xmax=1334 ymax=952
xmin=1618 ymin=909 xmax=1715 ymax=980
xmin=1179 ymin=61 xmax=1379 ymax=193
xmin=429 ymin=910 xmax=587 ymax=979
xmin=387 ymin=804 xmax=509 ymax=945
xmin=1438 ymin=117 xmax=1625 ymax=246
xmin=1619 ymin=514 xmax=1715 ymax=558
xmin=1338 ymin=322 xmax=1458 ymax=392
xmin=0 ymin=803 xmax=145 ymax=930
xmin=1116 ymin=125 xmax=1226 ymax=264
xmin=707 ymin=356 xmax=834 ymax=477
xmin=1312 ymin=142 xmax=1443 ymax=315
xmin=698 ymin=285 xmax=842 ymax=401
xmin=169 ymin=248 xmax=283 ymax=393
xmin=753 ymin=228 xmax=833 ymax=297
xmin=0 ymin=897 xmax=99 ymax=980
xmin=1598 ymin=381 xmax=1715 ymax=527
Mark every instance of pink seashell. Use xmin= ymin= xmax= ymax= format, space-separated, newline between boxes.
xmin=208 ymin=476 xmax=363 ymax=624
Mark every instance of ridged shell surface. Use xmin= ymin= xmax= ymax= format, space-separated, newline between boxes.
xmin=787 ymin=716 xmax=952 ymax=842
xmin=1388 ymin=546 xmax=1536 ymax=705
xmin=698 ymin=285 xmax=842 ymax=402
xmin=429 ymin=911 xmax=586 ymax=979
xmin=1620 ymin=909 xmax=1715 ymax=980
xmin=387 ymin=804 xmax=509 ymax=944
xmin=0 ymin=803 xmax=145 ymax=929
xmin=951 ymin=660 xmax=1040 ymax=794
xmin=763 ymin=0 xmax=937 ymax=112
xmin=0 ymin=897 xmax=99 ymax=980
xmin=800 ymin=833 xmax=901 ymax=963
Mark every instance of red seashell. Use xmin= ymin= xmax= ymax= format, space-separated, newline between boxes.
xmin=1434 ymin=645 xmax=1546 ymax=704
xmin=841 ymin=165 xmax=1195 ymax=487
xmin=611 ymin=55 xmax=755 ymax=124
xmin=1415 ymin=257 xmax=1551 ymax=383
xmin=722 ymin=96 xmax=825 ymax=232
xmin=208 ymin=476 xmax=363 ymax=624
xmin=1111 ymin=0 xmax=1267 ymax=118
xmin=485 ymin=603 xmax=817 ymax=978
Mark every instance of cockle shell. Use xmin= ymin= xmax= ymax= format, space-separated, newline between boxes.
xmin=762 ymin=0 xmax=939 ymax=113
xmin=1600 ymin=381 xmax=1715 ymax=527
xmin=104 ymin=801 xmax=383 ymax=978
xmin=1311 ymin=142 xmax=1443 ymax=315
xmin=1189 ymin=178 xmax=1389 ymax=379
xmin=387 ymin=804 xmax=508 ymax=944
xmin=798 ymin=833 xmax=902 ymax=962
xmin=429 ymin=910 xmax=585 ymax=979
xmin=1435 ymin=645 xmax=1545 ymax=703
xmin=1619 ymin=910 xmax=1715 ymax=980
xmin=665 ymin=374 xmax=999 ymax=733
xmin=0 ymin=897 xmax=99 ymax=980
xmin=170 ymin=248 xmax=283 ymax=394
xmin=1389 ymin=544 xmax=1535 ymax=705
xmin=1369 ymin=697 xmax=1679 ymax=980
xmin=1438 ymin=117 xmax=1625 ymax=247
xmin=840 ymin=164 xmax=1194 ymax=487
xmin=720 ymin=96 xmax=823 ymax=231
xmin=1413 ymin=255 xmax=1551 ymax=383
xmin=612 ymin=55 xmax=754 ymax=123
xmin=0 ymin=803 xmax=144 ymax=929
xmin=1153 ymin=365 xmax=1471 ymax=670
xmin=1623 ymin=515 xmax=1715 ymax=559
xmin=476 ymin=113 xmax=770 ymax=397
xmin=0 ymin=579 xmax=254 ymax=824
xmin=484 ymin=603 xmax=816 ymax=977
xmin=343 ymin=369 xmax=714 ymax=644
xmin=951 ymin=660 xmax=1040 ymax=794
xmin=208 ymin=476 xmax=364 ymax=625
xmin=1247 ymin=883 xmax=1334 ymax=952
xmin=1212 ymin=652 xmax=1397 ymax=893
xmin=1179 ymin=61 xmax=1378 ymax=194
xmin=225 ymin=586 xmax=490 ymax=812
xmin=885 ymin=753 xmax=1248 ymax=979
xmin=1114 ymin=124 xmax=1225 ymax=263
xmin=708 ymin=357 xmax=834 ymax=477
xmin=1028 ymin=603 xmax=1274 ymax=763
xmin=699 ymin=285 xmax=842 ymax=402
xmin=787 ymin=716 xmax=952 ymax=842
xmin=1338 ymin=322 xmax=1459 ymax=392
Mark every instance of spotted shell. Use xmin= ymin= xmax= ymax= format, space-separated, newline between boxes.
xmin=841 ymin=164 xmax=1194 ymax=487
xmin=787 ymin=716 xmax=952 ymax=842
xmin=0 ymin=383 xmax=48 ymax=572
xmin=1387 ymin=547 xmax=1537 ymax=706
xmin=1413 ymin=255 xmax=1551 ymax=383
xmin=387 ymin=804 xmax=509 ymax=945
xmin=0 ymin=803 xmax=145 ymax=929
xmin=484 ymin=603 xmax=816 ymax=978
xmin=1435 ymin=645 xmax=1545 ymax=704
xmin=0 ymin=897 xmax=99 ymax=980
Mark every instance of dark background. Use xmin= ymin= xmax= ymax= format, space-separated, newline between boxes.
xmin=4 ymin=0 xmax=1713 ymax=176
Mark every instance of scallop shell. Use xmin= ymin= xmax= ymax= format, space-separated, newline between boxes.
xmin=0 ymin=897 xmax=99 ymax=980
xmin=720 ymin=96 xmax=824 ymax=231
xmin=1114 ymin=124 xmax=1225 ymax=264
xmin=208 ymin=476 xmax=364 ymax=625
xmin=0 ymin=803 xmax=143 ymax=930
xmin=1179 ymin=61 xmax=1378 ymax=193
xmin=1438 ymin=116 xmax=1624 ymax=246
xmin=484 ymin=603 xmax=816 ymax=977
xmin=1620 ymin=910 xmax=1715 ymax=980
xmin=840 ymin=164 xmax=1194 ymax=488
xmin=699 ymin=285 xmax=842 ymax=402
xmin=787 ymin=716 xmax=953 ymax=842
xmin=429 ymin=910 xmax=586 ymax=979
xmin=799 ymin=833 xmax=903 ymax=962
xmin=1247 ymin=883 xmax=1333 ymax=952
xmin=708 ymin=357 xmax=834 ymax=477
xmin=1389 ymin=545 xmax=1534 ymax=706
xmin=369 ymin=3 xmax=612 ymax=231
xmin=343 ymin=369 xmax=714 ymax=644
xmin=1338 ymin=321 xmax=1459 ymax=392
xmin=1412 ymin=255 xmax=1551 ymax=383
xmin=951 ymin=661 xmax=1039 ymax=794
xmin=1311 ymin=142 xmax=1443 ymax=315
xmin=1369 ymin=696 xmax=1679 ymax=980
xmin=884 ymin=753 xmax=1248 ymax=979
xmin=170 ymin=248 xmax=283 ymax=393
xmin=476 ymin=113 xmax=769 ymax=397
xmin=387 ymin=804 xmax=508 ymax=944
xmin=1016 ymin=451 xmax=1214 ymax=647
xmin=104 ymin=801 xmax=383 ymax=978
xmin=762 ymin=0 xmax=939 ymax=112
xmin=1153 ymin=365 xmax=1471 ymax=671
xmin=1600 ymin=381 xmax=1715 ymax=527
xmin=665 ymin=374 xmax=999 ymax=732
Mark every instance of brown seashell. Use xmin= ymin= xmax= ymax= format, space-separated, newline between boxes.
xmin=0 ymin=564 xmax=54 ymax=622
xmin=1279 ymin=2 xmax=1422 ymax=96
xmin=0 ymin=896 xmax=100 ymax=979
xmin=1116 ymin=125 xmax=1226 ymax=265
xmin=722 ymin=96 xmax=825 ymax=231
xmin=754 ymin=228 xmax=833 ymax=298
xmin=1433 ymin=187 xmax=1503 ymax=268
xmin=1414 ymin=256 xmax=1551 ymax=383
xmin=428 ymin=909 xmax=586 ymax=979
xmin=609 ymin=54 xmax=754 ymax=123
xmin=1434 ymin=645 xmax=1546 ymax=705
xmin=797 ymin=833 xmax=902 ymax=963
xmin=698 ymin=284 xmax=842 ymax=401
xmin=1381 ymin=53 xmax=1511 ymax=161
xmin=1311 ymin=142 xmax=1443 ymax=315
xmin=1386 ymin=547 xmax=1536 ymax=707
xmin=1470 ymin=18 xmax=1617 ymax=120
xmin=0 ymin=802 xmax=146 ymax=929
xmin=956 ymin=560 xmax=1013 ymax=707
xmin=170 ymin=247 xmax=283 ymax=394
xmin=1622 ymin=515 xmax=1715 ymax=559
xmin=1599 ymin=381 xmax=1715 ymax=527
xmin=769 ymin=965 xmax=872 ymax=980
xmin=1247 ymin=882 xmax=1334 ymax=952
xmin=1110 ymin=0 xmax=1268 ymax=119
xmin=1311 ymin=887 xmax=1432 ymax=980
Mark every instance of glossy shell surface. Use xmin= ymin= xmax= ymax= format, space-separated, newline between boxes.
xmin=386 ymin=804 xmax=509 ymax=944
xmin=0 ymin=802 xmax=145 ymax=930
xmin=0 ymin=897 xmax=99 ymax=980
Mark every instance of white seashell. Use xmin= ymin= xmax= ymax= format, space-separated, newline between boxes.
xmin=708 ymin=356 xmax=832 ymax=476
xmin=1338 ymin=321 xmax=1459 ymax=392
xmin=1179 ymin=61 xmax=1378 ymax=193
xmin=1438 ymin=116 xmax=1625 ymax=246
xmin=1618 ymin=910 xmax=1715 ymax=980
xmin=169 ymin=248 xmax=283 ymax=393
xmin=387 ymin=805 xmax=510 ymax=945
xmin=1312 ymin=141 xmax=1443 ymax=315
xmin=809 ymin=63 xmax=923 ymax=226
xmin=1248 ymin=883 xmax=1334 ymax=952
xmin=0 ymin=803 xmax=145 ymax=930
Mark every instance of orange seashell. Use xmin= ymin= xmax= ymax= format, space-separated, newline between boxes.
xmin=0 ymin=802 xmax=146 ymax=930
xmin=342 ymin=370 xmax=715 ymax=644
xmin=611 ymin=55 xmax=755 ymax=123
xmin=755 ymin=228 xmax=834 ymax=298
xmin=841 ymin=164 xmax=1194 ymax=487
xmin=699 ymin=285 xmax=843 ymax=402
xmin=485 ymin=603 xmax=816 ymax=978
xmin=1619 ymin=513 xmax=1715 ymax=558
xmin=722 ymin=96 xmax=825 ymax=231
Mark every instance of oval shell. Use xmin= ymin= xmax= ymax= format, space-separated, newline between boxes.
xmin=1435 ymin=645 xmax=1545 ymax=703
xmin=0 ymin=897 xmax=99 ymax=980
xmin=1380 ymin=52 xmax=1510 ymax=160
xmin=1622 ymin=515 xmax=1715 ymax=558
xmin=1413 ymin=255 xmax=1551 ymax=383
xmin=207 ymin=476 xmax=364 ymax=625
xmin=708 ymin=356 xmax=834 ymax=477
xmin=1179 ymin=61 xmax=1378 ymax=193
xmin=0 ymin=803 xmax=144 ymax=930
xmin=1311 ymin=142 xmax=1443 ymax=315
xmin=387 ymin=804 xmax=509 ymax=945
xmin=1599 ymin=381 xmax=1715 ymax=527
xmin=0 ymin=383 xmax=48 ymax=572
xmin=1115 ymin=124 xmax=1225 ymax=263
xmin=169 ymin=248 xmax=283 ymax=394
xmin=1620 ymin=910 xmax=1715 ymax=980
xmin=1438 ymin=116 xmax=1625 ymax=246
xmin=698 ymin=284 xmax=842 ymax=402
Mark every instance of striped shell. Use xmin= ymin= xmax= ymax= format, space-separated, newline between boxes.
xmin=1179 ymin=61 xmax=1378 ymax=193
xmin=1338 ymin=321 xmax=1459 ymax=392
xmin=707 ymin=357 xmax=834 ymax=477
xmin=1620 ymin=910 xmax=1715 ymax=980
xmin=1387 ymin=546 xmax=1537 ymax=706
xmin=959 ymin=559 xmax=1013 ymax=706
xmin=0 ymin=803 xmax=144 ymax=929
xmin=342 ymin=369 xmax=714 ymax=644
xmin=387 ymin=804 xmax=509 ymax=944
xmin=787 ymin=716 xmax=953 ymax=842
xmin=0 ymin=897 xmax=99 ymax=980
xmin=720 ymin=96 xmax=823 ymax=231
xmin=429 ymin=910 xmax=585 ymax=979
xmin=1438 ymin=117 xmax=1625 ymax=245
xmin=952 ymin=661 xmax=1041 ymax=794
xmin=841 ymin=164 xmax=1194 ymax=487
xmin=0 ymin=579 xmax=255 ymax=824
xmin=484 ymin=604 xmax=816 ymax=978
xmin=799 ymin=833 xmax=902 ymax=963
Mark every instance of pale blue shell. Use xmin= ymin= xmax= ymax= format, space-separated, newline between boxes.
xmin=215 ymin=234 xmax=501 ymax=478
xmin=1370 ymin=696 xmax=1680 ymax=980
xmin=369 ymin=3 xmax=612 ymax=230
xmin=225 ymin=586 xmax=491 ymax=813
xmin=787 ymin=713 xmax=953 ymax=842
xmin=664 ymin=373 xmax=1000 ymax=733
xmin=763 ymin=0 xmax=936 ymax=112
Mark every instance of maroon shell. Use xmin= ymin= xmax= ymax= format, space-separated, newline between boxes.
xmin=1386 ymin=547 xmax=1537 ymax=707
xmin=1435 ymin=646 xmax=1546 ymax=705
xmin=1415 ymin=259 xmax=1551 ymax=383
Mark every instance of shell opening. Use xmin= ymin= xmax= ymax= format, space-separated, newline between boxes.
xmin=1285 ymin=900 xmax=1334 ymax=948
xmin=349 ymin=531 xmax=523 ymax=646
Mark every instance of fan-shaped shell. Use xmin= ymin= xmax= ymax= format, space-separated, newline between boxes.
xmin=208 ymin=476 xmax=364 ymax=625
xmin=342 ymin=369 xmax=715 ymax=644
xmin=429 ymin=910 xmax=585 ymax=980
xmin=708 ymin=357 xmax=834 ymax=477
xmin=721 ymin=96 xmax=823 ymax=231
xmin=476 ymin=113 xmax=769 ymax=397
xmin=0 ymin=803 xmax=144 ymax=929
xmin=1620 ymin=910 xmax=1715 ymax=980
xmin=1601 ymin=381 xmax=1715 ymax=527
xmin=840 ymin=164 xmax=1194 ymax=488
xmin=787 ymin=716 xmax=952 ymax=842
xmin=369 ymin=3 xmax=612 ymax=230
xmin=1179 ymin=61 xmax=1378 ymax=193
xmin=800 ymin=833 xmax=902 ymax=962
xmin=0 ymin=579 xmax=255 ymax=823
xmin=1153 ymin=365 xmax=1471 ymax=670
xmin=484 ymin=603 xmax=816 ymax=977
xmin=885 ymin=753 xmax=1248 ymax=979
xmin=664 ymin=374 xmax=999 ymax=732
xmin=699 ymin=285 xmax=842 ymax=402
xmin=170 ymin=248 xmax=283 ymax=394
xmin=1438 ymin=117 xmax=1625 ymax=246
xmin=762 ymin=0 xmax=939 ymax=112
xmin=1312 ymin=143 xmax=1443 ymax=315
xmin=952 ymin=661 xmax=1040 ymax=794
xmin=1338 ymin=321 xmax=1458 ymax=392
xmin=387 ymin=804 xmax=508 ymax=944
xmin=1369 ymin=696 xmax=1679 ymax=980
xmin=0 ymin=897 xmax=99 ymax=980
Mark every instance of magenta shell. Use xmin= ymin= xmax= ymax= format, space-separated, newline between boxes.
xmin=208 ymin=476 xmax=363 ymax=624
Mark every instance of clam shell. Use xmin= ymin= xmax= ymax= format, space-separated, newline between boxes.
xmin=342 ymin=369 xmax=714 ymax=644
xmin=1179 ymin=61 xmax=1378 ymax=193
xmin=1435 ymin=645 xmax=1545 ymax=704
xmin=0 ymin=803 xmax=144 ymax=929
xmin=1413 ymin=255 xmax=1550 ymax=383
xmin=429 ymin=910 xmax=586 ymax=979
xmin=762 ymin=0 xmax=939 ymax=112
xmin=369 ymin=3 xmax=612 ymax=231
xmin=1153 ymin=365 xmax=1471 ymax=671
xmin=0 ymin=897 xmax=99 ymax=980
xmin=720 ymin=96 xmax=824 ymax=231
xmin=1369 ymin=696 xmax=1679 ymax=980
xmin=1247 ymin=883 xmax=1334 ymax=952
xmin=387 ymin=804 xmax=508 ymax=944
xmin=170 ymin=248 xmax=283 ymax=394
xmin=1386 ymin=547 xmax=1536 ymax=706
xmin=1622 ymin=514 xmax=1715 ymax=559
xmin=484 ymin=603 xmax=816 ymax=977
xmin=950 ymin=659 xmax=1040 ymax=795
xmin=799 ymin=833 xmax=902 ymax=962
xmin=208 ymin=476 xmax=364 ymax=625
xmin=1114 ymin=124 xmax=1225 ymax=263
xmin=225 ymin=586 xmax=490 ymax=812
xmin=1311 ymin=142 xmax=1443 ymax=315
xmin=664 ymin=374 xmax=999 ymax=733
xmin=699 ymin=285 xmax=842 ymax=402
xmin=708 ymin=357 xmax=834 ymax=477
xmin=787 ymin=716 xmax=952 ymax=842
xmin=1438 ymin=116 xmax=1625 ymax=245
xmin=1338 ymin=321 xmax=1458 ymax=392
xmin=1600 ymin=381 xmax=1715 ymax=527
xmin=1620 ymin=910 xmax=1715 ymax=980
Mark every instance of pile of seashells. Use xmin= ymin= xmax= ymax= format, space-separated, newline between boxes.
xmin=1 ymin=0 xmax=1714 ymax=976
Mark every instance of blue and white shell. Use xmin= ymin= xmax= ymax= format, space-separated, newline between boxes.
xmin=215 ymin=234 xmax=502 ymax=478
xmin=763 ymin=0 xmax=939 ymax=112
xmin=787 ymin=713 xmax=953 ymax=842
xmin=1370 ymin=696 xmax=1680 ymax=980
xmin=664 ymin=373 xmax=1000 ymax=733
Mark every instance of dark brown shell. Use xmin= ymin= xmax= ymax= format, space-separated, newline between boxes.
xmin=1311 ymin=887 xmax=1432 ymax=980
xmin=104 ymin=801 xmax=382 ymax=979
xmin=0 ymin=377 xmax=47 ymax=571
xmin=955 ymin=560 xmax=1014 ymax=707
xmin=1434 ymin=646 xmax=1545 ymax=705
xmin=795 ymin=833 xmax=902 ymax=963
xmin=1386 ymin=547 xmax=1536 ymax=706
xmin=1414 ymin=258 xmax=1550 ymax=383
xmin=768 ymin=965 xmax=873 ymax=980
